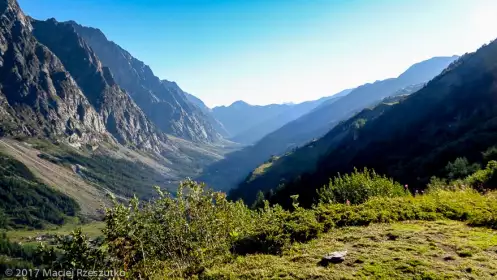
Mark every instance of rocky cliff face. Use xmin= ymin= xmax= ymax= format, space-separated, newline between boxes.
xmin=0 ymin=0 xmax=106 ymax=145
xmin=67 ymin=21 xmax=222 ymax=143
xmin=181 ymin=89 xmax=231 ymax=138
xmin=31 ymin=18 xmax=166 ymax=151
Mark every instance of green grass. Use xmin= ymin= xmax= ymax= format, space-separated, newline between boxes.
xmin=0 ymin=150 xmax=79 ymax=229
xmin=249 ymin=161 xmax=276 ymax=181
xmin=27 ymin=138 xmax=169 ymax=199
xmin=203 ymin=220 xmax=497 ymax=279
xmin=6 ymin=220 xmax=104 ymax=243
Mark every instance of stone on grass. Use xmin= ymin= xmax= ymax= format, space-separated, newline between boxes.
xmin=319 ymin=250 xmax=347 ymax=266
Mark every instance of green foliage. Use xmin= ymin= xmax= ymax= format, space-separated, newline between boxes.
xmin=0 ymin=232 xmax=52 ymax=271
xmin=482 ymin=146 xmax=497 ymax=163
xmin=0 ymin=153 xmax=79 ymax=229
xmin=27 ymin=177 xmax=497 ymax=279
xmin=353 ymin=118 xmax=367 ymax=129
xmin=445 ymin=157 xmax=481 ymax=180
xmin=233 ymin=200 xmax=323 ymax=255
xmin=316 ymin=188 xmax=497 ymax=230
xmin=102 ymin=179 xmax=253 ymax=277
xmin=49 ymin=228 xmax=106 ymax=271
xmin=251 ymin=191 xmax=265 ymax=209
xmin=464 ymin=160 xmax=497 ymax=191
xmin=317 ymin=167 xmax=407 ymax=205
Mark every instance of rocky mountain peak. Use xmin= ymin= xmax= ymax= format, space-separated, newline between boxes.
xmin=0 ymin=0 xmax=107 ymax=145
xmin=30 ymin=17 xmax=168 ymax=151
xmin=67 ymin=21 xmax=222 ymax=143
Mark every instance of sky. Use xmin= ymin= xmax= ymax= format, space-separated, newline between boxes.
xmin=18 ymin=0 xmax=497 ymax=107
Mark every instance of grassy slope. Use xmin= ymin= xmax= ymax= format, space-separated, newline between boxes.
xmin=0 ymin=148 xmax=81 ymax=229
xmin=231 ymin=96 xmax=408 ymax=204
xmin=6 ymin=221 xmax=104 ymax=243
xmin=205 ymin=220 xmax=497 ymax=279
xmin=0 ymin=139 xmax=109 ymax=219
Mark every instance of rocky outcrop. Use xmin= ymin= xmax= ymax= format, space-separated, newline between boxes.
xmin=67 ymin=21 xmax=222 ymax=143
xmin=31 ymin=18 xmax=166 ymax=151
xmin=0 ymin=0 xmax=106 ymax=145
xmin=181 ymin=89 xmax=231 ymax=138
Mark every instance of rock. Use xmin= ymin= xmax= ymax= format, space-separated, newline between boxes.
xmin=31 ymin=18 xmax=168 ymax=151
xmin=68 ymin=21 xmax=223 ymax=143
xmin=319 ymin=250 xmax=347 ymax=266
xmin=0 ymin=0 xmax=106 ymax=142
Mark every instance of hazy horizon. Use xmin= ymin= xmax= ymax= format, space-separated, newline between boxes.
xmin=19 ymin=0 xmax=497 ymax=107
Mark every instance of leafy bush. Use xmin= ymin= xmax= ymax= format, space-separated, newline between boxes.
xmin=104 ymin=179 xmax=252 ymax=277
xmin=31 ymin=179 xmax=497 ymax=279
xmin=315 ymin=188 xmax=497 ymax=230
xmin=445 ymin=157 xmax=481 ymax=180
xmin=464 ymin=160 xmax=497 ymax=191
xmin=482 ymin=146 xmax=497 ymax=163
xmin=233 ymin=198 xmax=323 ymax=255
xmin=316 ymin=167 xmax=407 ymax=205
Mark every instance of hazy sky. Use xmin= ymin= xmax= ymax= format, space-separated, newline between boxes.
xmin=19 ymin=0 xmax=497 ymax=107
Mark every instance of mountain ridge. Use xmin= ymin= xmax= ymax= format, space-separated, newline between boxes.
xmin=199 ymin=56 xmax=458 ymax=191
xmin=230 ymin=84 xmax=424 ymax=204
xmin=31 ymin=18 xmax=167 ymax=152
xmin=67 ymin=21 xmax=223 ymax=143
xmin=0 ymin=0 xmax=108 ymax=145
xmin=268 ymin=43 xmax=497 ymax=207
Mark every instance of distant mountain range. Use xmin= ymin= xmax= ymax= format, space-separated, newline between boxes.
xmin=229 ymin=88 xmax=354 ymax=144
xmin=212 ymin=101 xmax=294 ymax=139
xmin=211 ymin=90 xmax=353 ymax=144
xmin=262 ymin=43 xmax=497 ymax=207
xmin=199 ymin=56 xmax=458 ymax=191
xmin=230 ymin=84 xmax=424 ymax=204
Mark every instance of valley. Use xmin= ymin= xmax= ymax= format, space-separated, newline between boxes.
xmin=1 ymin=0 xmax=497 ymax=278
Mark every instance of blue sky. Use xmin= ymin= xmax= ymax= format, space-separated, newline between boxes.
xmin=19 ymin=0 xmax=497 ymax=107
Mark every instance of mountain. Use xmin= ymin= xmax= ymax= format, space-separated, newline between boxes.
xmin=269 ymin=41 xmax=497 ymax=207
xmin=181 ymin=89 xmax=231 ymax=138
xmin=30 ymin=18 xmax=166 ymax=151
xmin=199 ymin=57 xmax=457 ymax=191
xmin=0 ymin=0 xmax=236 ymax=224
xmin=67 ymin=21 xmax=222 ymax=143
xmin=0 ymin=0 xmax=106 ymax=145
xmin=231 ymin=89 xmax=353 ymax=144
xmin=183 ymin=90 xmax=211 ymax=113
xmin=312 ymin=88 xmax=354 ymax=110
xmin=230 ymin=86 xmax=422 ymax=204
xmin=212 ymin=101 xmax=293 ymax=138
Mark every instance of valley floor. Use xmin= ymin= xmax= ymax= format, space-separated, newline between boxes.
xmin=204 ymin=220 xmax=497 ymax=279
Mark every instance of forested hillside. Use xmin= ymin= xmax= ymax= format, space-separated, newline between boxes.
xmin=199 ymin=58 xmax=456 ymax=191
xmin=268 ymin=41 xmax=497 ymax=207
xmin=230 ymin=93 xmax=416 ymax=204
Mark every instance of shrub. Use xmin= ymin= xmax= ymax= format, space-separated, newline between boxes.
xmin=464 ymin=160 xmax=497 ymax=191
xmin=232 ymin=199 xmax=323 ymax=255
xmin=31 ymin=180 xmax=497 ymax=279
xmin=482 ymin=146 xmax=497 ymax=163
xmin=54 ymin=179 xmax=255 ymax=278
xmin=315 ymin=188 xmax=497 ymax=230
xmin=445 ymin=157 xmax=481 ymax=180
xmin=426 ymin=176 xmax=467 ymax=192
xmin=316 ymin=167 xmax=407 ymax=205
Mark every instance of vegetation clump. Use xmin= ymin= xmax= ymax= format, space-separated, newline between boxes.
xmin=0 ymin=152 xmax=79 ymax=229
xmin=2 ymin=166 xmax=497 ymax=279
xmin=316 ymin=167 xmax=407 ymax=205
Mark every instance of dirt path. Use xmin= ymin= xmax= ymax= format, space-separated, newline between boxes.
xmin=0 ymin=139 xmax=108 ymax=219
